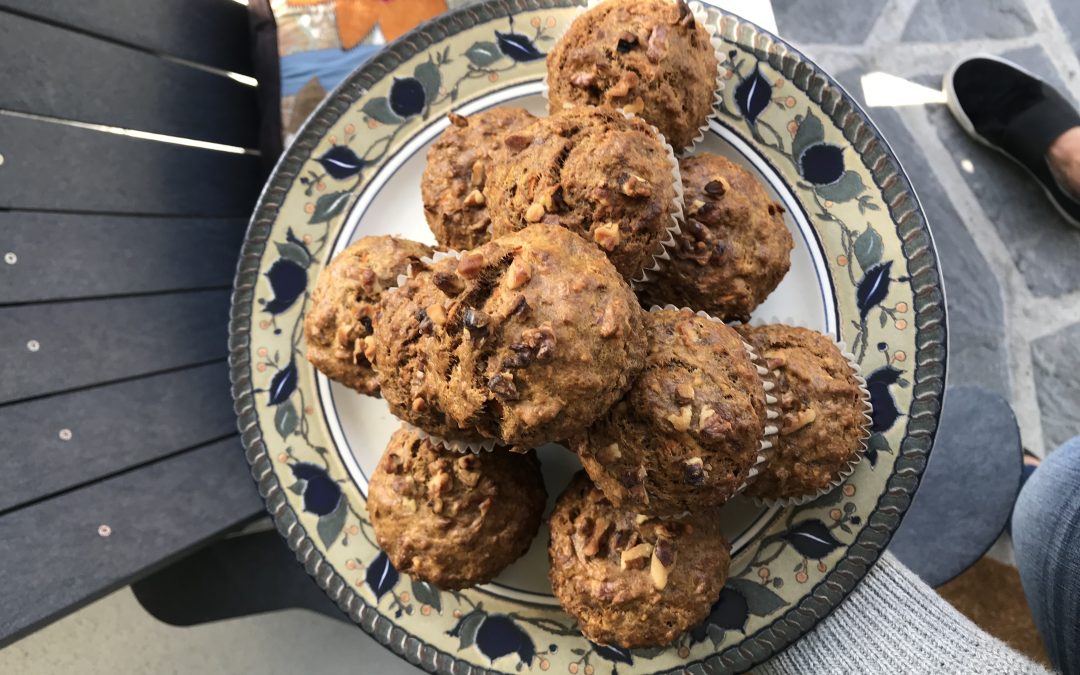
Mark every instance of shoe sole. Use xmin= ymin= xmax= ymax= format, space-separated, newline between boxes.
xmin=943 ymin=54 xmax=1080 ymax=229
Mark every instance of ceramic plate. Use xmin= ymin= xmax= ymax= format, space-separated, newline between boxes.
xmin=230 ymin=2 xmax=946 ymax=672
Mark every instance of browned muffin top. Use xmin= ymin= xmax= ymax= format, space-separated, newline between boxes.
xmin=639 ymin=153 xmax=793 ymax=321
xmin=574 ymin=308 xmax=767 ymax=516
xmin=485 ymin=106 xmax=678 ymax=281
xmin=421 ymin=107 xmax=536 ymax=250
xmin=304 ymin=235 xmax=434 ymax=396
xmin=737 ymin=324 xmax=867 ymax=500
xmin=548 ymin=472 xmax=730 ymax=648
xmin=546 ymin=0 xmax=718 ymax=151
xmin=373 ymin=223 xmax=647 ymax=447
xmin=367 ymin=426 xmax=547 ymax=590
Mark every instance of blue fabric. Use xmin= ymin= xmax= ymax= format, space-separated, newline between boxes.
xmin=280 ymin=44 xmax=381 ymax=97
xmin=1013 ymin=436 xmax=1080 ymax=675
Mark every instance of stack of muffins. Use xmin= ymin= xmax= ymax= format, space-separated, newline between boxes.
xmin=303 ymin=0 xmax=870 ymax=649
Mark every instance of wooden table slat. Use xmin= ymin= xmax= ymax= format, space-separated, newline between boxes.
xmin=0 ymin=362 xmax=240 ymax=514
xmin=0 ymin=212 xmax=246 ymax=304
xmin=0 ymin=437 xmax=264 ymax=648
xmin=0 ymin=116 xmax=262 ymax=216
xmin=0 ymin=290 xmax=231 ymax=404
xmin=0 ymin=12 xmax=259 ymax=147
xmin=0 ymin=0 xmax=254 ymax=75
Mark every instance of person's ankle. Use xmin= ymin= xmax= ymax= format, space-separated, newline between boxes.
xmin=1047 ymin=126 xmax=1080 ymax=199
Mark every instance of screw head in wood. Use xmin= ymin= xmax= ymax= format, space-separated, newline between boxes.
xmin=98 ymin=524 xmax=112 ymax=537
xmin=27 ymin=339 xmax=39 ymax=352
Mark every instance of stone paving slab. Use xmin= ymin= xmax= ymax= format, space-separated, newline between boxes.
xmin=776 ymin=0 xmax=1080 ymax=454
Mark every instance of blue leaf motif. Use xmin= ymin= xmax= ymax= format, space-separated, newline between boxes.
xmin=799 ymin=143 xmax=846 ymax=185
xmin=857 ymin=261 xmax=893 ymax=319
xmin=495 ymin=30 xmax=545 ymax=62
xmin=592 ymin=642 xmax=633 ymax=665
xmin=263 ymin=258 xmax=307 ymax=315
xmin=865 ymin=431 xmax=891 ymax=467
xmin=317 ymin=145 xmax=365 ymax=180
xmin=365 ymin=551 xmax=399 ymax=600
xmin=734 ymin=64 xmax=772 ymax=125
xmin=267 ymin=360 xmax=298 ymax=405
xmin=783 ymin=519 xmax=841 ymax=559
xmin=291 ymin=463 xmax=342 ymax=516
xmin=389 ymin=77 xmax=426 ymax=118
xmin=475 ymin=615 xmax=535 ymax=665
xmin=691 ymin=586 xmax=749 ymax=643
xmin=866 ymin=366 xmax=903 ymax=433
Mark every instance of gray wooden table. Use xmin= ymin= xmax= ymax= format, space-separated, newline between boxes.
xmin=0 ymin=0 xmax=266 ymax=647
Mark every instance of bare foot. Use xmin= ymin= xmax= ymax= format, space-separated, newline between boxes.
xmin=1047 ymin=126 xmax=1080 ymax=200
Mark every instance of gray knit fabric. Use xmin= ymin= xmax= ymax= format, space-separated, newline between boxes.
xmin=757 ymin=553 xmax=1049 ymax=674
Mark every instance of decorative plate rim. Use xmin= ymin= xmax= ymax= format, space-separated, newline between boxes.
xmin=228 ymin=1 xmax=948 ymax=672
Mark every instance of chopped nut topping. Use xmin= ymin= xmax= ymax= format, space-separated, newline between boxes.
xmin=463 ymin=189 xmax=486 ymax=208
xmin=506 ymin=259 xmax=532 ymax=289
xmin=425 ymin=303 xmax=446 ymax=326
xmin=456 ymin=251 xmax=485 ymax=278
xmin=525 ymin=202 xmax=546 ymax=223
xmin=433 ymin=271 xmax=465 ymax=296
xmin=647 ymin=25 xmax=669 ymax=63
xmin=592 ymin=222 xmax=621 ymax=251
xmin=620 ymin=542 xmax=654 ymax=570
xmin=783 ymin=407 xmax=817 ymax=434
xmin=399 ymin=497 xmax=418 ymax=513
xmin=666 ymin=405 xmax=693 ymax=432
xmin=598 ymin=442 xmax=622 ymax=462
xmin=570 ymin=71 xmax=595 ymax=87
xmin=621 ymin=174 xmax=652 ymax=198
xmin=704 ymin=177 xmax=729 ymax=197
xmin=675 ymin=382 xmax=695 ymax=402
xmin=456 ymin=455 xmax=480 ymax=487
xmin=362 ymin=335 xmax=377 ymax=364
xmin=698 ymin=406 xmax=716 ymax=430
xmin=448 ymin=112 xmax=468 ymax=128
xmin=683 ymin=457 xmax=706 ymax=485
xmin=427 ymin=471 xmax=452 ymax=495
xmin=504 ymin=133 xmax=531 ymax=152
xmin=688 ymin=199 xmax=706 ymax=216
xmin=582 ymin=517 xmax=613 ymax=557
xmin=622 ymin=96 xmax=645 ymax=115
xmin=411 ymin=397 xmax=427 ymax=413
xmin=517 ymin=325 xmax=557 ymax=362
xmin=470 ymin=160 xmax=485 ymax=187
xmin=635 ymin=514 xmax=651 ymax=525
xmin=598 ymin=303 xmax=621 ymax=338
xmin=487 ymin=372 xmax=519 ymax=400
xmin=650 ymin=538 xmax=676 ymax=590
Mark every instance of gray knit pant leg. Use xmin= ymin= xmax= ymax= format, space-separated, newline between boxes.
xmin=756 ymin=552 xmax=1048 ymax=674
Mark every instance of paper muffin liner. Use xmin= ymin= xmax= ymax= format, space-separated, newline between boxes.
xmin=648 ymin=305 xmax=780 ymax=500
xmin=741 ymin=317 xmax=874 ymax=508
xmin=543 ymin=0 xmax=725 ymax=156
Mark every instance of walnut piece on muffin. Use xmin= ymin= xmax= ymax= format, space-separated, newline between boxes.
xmin=737 ymin=324 xmax=868 ymax=500
xmin=367 ymin=426 xmax=546 ymax=590
xmin=574 ymin=308 xmax=767 ymax=517
xmin=546 ymin=0 xmax=718 ymax=152
xmin=485 ymin=106 xmax=678 ymax=281
xmin=303 ymin=235 xmax=434 ymax=396
xmin=421 ymin=107 xmax=535 ymax=250
xmin=373 ymin=223 xmax=647 ymax=447
xmin=639 ymin=153 xmax=793 ymax=321
xmin=548 ymin=472 xmax=730 ymax=648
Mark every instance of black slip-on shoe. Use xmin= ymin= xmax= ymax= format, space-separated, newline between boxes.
xmin=944 ymin=55 xmax=1080 ymax=228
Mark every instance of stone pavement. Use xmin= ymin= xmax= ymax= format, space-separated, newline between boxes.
xmin=774 ymin=0 xmax=1080 ymax=455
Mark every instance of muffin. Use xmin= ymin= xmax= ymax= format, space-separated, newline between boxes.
xmin=639 ymin=153 xmax=793 ymax=321
xmin=737 ymin=324 xmax=867 ymax=500
xmin=421 ymin=108 xmax=536 ymax=249
xmin=547 ymin=0 xmax=718 ymax=152
xmin=303 ymin=235 xmax=434 ymax=395
xmin=373 ymin=223 xmax=647 ymax=447
xmin=367 ymin=426 xmax=547 ymax=589
xmin=548 ymin=472 xmax=730 ymax=648
xmin=574 ymin=308 xmax=767 ymax=517
xmin=485 ymin=106 xmax=678 ymax=281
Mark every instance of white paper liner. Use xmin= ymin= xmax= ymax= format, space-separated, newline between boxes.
xmin=647 ymin=305 xmax=780 ymax=502
xmin=543 ymin=0 xmax=725 ymax=155
xmin=740 ymin=317 xmax=874 ymax=508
